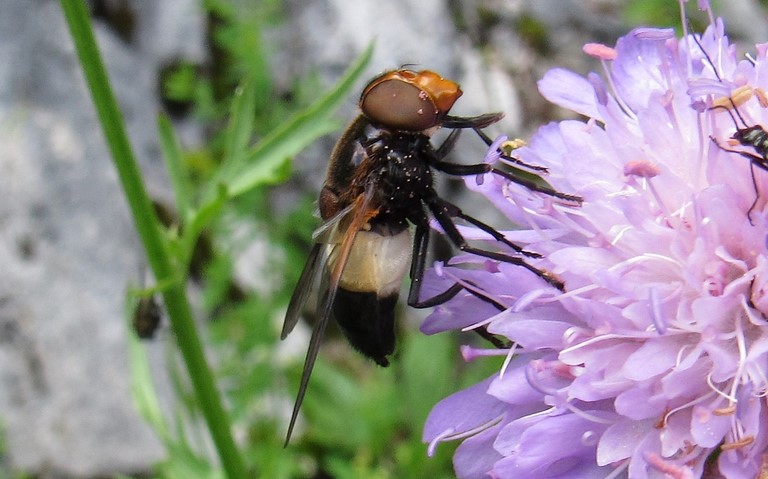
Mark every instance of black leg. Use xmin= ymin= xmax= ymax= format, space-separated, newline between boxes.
xmin=430 ymin=118 xmax=582 ymax=203
xmin=749 ymin=162 xmax=760 ymax=224
xmin=437 ymin=200 xmax=540 ymax=258
xmin=711 ymin=136 xmax=768 ymax=224
xmin=430 ymin=158 xmax=582 ymax=203
xmin=406 ymin=209 xmax=432 ymax=307
xmin=406 ymin=208 xmax=510 ymax=309
xmin=474 ymin=326 xmax=510 ymax=349
xmin=489 ymin=167 xmax=583 ymax=203
xmin=435 ymin=128 xmax=463 ymax=159
xmin=426 ymin=196 xmax=565 ymax=291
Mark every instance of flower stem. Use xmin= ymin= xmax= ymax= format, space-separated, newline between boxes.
xmin=59 ymin=1 xmax=247 ymax=477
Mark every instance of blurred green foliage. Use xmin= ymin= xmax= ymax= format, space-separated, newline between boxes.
xmin=624 ymin=0 xmax=724 ymax=33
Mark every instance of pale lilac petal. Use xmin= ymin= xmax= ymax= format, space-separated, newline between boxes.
xmin=487 ymin=316 xmax=571 ymax=350
xmin=538 ymin=68 xmax=601 ymax=120
xmin=486 ymin=363 xmax=543 ymax=405
xmin=423 ymin=378 xmax=506 ymax=444
xmin=597 ymin=418 xmax=656 ymax=465
xmin=453 ymin=423 xmax=503 ymax=479
xmin=690 ymin=405 xmax=731 ymax=447
xmin=494 ymin=413 xmax=611 ymax=477
xmin=621 ymin=337 xmax=681 ymax=381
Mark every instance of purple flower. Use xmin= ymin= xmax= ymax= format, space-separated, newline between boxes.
xmin=422 ymin=7 xmax=768 ymax=479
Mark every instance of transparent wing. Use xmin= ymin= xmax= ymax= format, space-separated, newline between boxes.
xmin=283 ymin=187 xmax=379 ymax=445
xmin=280 ymin=202 xmax=357 ymax=340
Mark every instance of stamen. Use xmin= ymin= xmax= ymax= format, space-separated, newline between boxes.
xmin=583 ymin=43 xmax=617 ymax=60
xmin=483 ymin=134 xmax=507 ymax=165
xmin=427 ymin=427 xmax=455 ymax=457
xmin=649 ymin=287 xmax=668 ymax=335
xmin=524 ymin=360 xmax=560 ymax=396
xmin=755 ymin=87 xmax=768 ymax=108
xmin=720 ymin=435 xmax=755 ymax=450
xmin=706 ymin=373 xmax=737 ymax=403
xmin=624 ymin=160 xmax=661 ymax=178
xmin=561 ymin=401 xmax=615 ymax=425
xmin=712 ymin=85 xmax=753 ymax=111
xmin=634 ymin=28 xmax=676 ymax=41
xmin=713 ymin=405 xmax=736 ymax=415
xmin=660 ymin=391 xmax=716 ymax=427
xmin=427 ymin=416 xmax=504 ymax=457
xmin=460 ymin=344 xmax=509 ymax=362
xmin=502 ymin=138 xmax=526 ymax=151
xmin=498 ymin=343 xmax=518 ymax=380
xmin=644 ymin=452 xmax=693 ymax=479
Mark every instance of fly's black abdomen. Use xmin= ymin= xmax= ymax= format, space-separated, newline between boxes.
xmin=333 ymin=288 xmax=397 ymax=366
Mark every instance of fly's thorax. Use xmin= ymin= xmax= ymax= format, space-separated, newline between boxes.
xmin=367 ymin=131 xmax=436 ymax=206
xmin=327 ymin=228 xmax=412 ymax=296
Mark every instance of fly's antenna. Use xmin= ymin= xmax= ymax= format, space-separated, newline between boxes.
xmin=398 ymin=62 xmax=420 ymax=70
xmin=689 ymin=30 xmax=750 ymax=130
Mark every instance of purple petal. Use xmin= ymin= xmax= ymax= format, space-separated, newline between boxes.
xmin=423 ymin=378 xmax=505 ymax=445
xmin=689 ymin=404 xmax=731 ymax=447
xmin=453 ymin=423 xmax=504 ymax=479
xmin=538 ymin=68 xmax=601 ymax=120
xmin=597 ymin=418 xmax=656 ymax=465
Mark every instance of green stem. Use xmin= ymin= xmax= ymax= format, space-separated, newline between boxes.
xmin=59 ymin=2 xmax=247 ymax=477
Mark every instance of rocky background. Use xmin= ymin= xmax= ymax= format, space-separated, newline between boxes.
xmin=1 ymin=0 xmax=766 ymax=477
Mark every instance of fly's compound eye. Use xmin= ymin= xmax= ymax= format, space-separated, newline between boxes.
xmin=360 ymin=70 xmax=463 ymax=131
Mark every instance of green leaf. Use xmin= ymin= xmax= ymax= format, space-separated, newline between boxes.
xmin=217 ymin=79 xmax=258 ymax=187
xmin=158 ymin=114 xmax=193 ymax=221
xmin=218 ymin=42 xmax=375 ymax=199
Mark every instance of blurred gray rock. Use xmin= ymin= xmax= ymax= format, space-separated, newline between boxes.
xmin=0 ymin=0 xmax=205 ymax=477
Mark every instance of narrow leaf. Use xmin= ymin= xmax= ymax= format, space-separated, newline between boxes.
xmin=158 ymin=114 xmax=193 ymax=220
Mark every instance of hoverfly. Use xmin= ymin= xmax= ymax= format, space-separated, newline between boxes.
xmin=281 ymin=68 xmax=580 ymax=444
xmin=692 ymin=33 xmax=768 ymax=222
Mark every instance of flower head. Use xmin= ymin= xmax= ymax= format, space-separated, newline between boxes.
xmin=423 ymin=7 xmax=768 ymax=479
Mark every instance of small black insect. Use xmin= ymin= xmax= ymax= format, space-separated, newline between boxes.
xmin=132 ymin=294 xmax=162 ymax=340
xmin=281 ymin=68 xmax=581 ymax=444
xmin=693 ymin=33 xmax=768 ymax=222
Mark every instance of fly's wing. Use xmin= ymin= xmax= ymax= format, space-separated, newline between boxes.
xmin=283 ymin=188 xmax=379 ymax=445
xmin=281 ymin=202 xmax=356 ymax=340
xmin=281 ymin=243 xmax=325 ymax=340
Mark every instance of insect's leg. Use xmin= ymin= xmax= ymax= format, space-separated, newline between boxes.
xmin=407 ymin=207 xmax=463 ymax=307
xmin=407 ymin=208 xmax=514 ymax=349
xmin=439 ymin=114 xmax=546 ymax=171
xmin=407 ymin=208 xmax=506 ymax=309
xmin=710 ymin=136 xmax=768 ymax=170
xmin=711 ymin=136 xmax=767 ymax=223
xmin=431 ymin=159 xmax=582 ymax=203
xmin=435 ymin=128 xmax=463 ymax=159
xmin=748 ymin=162 xmax=760 ymax=224
xmin=426 ymin=196 xmax=564 ymax=291
xmin=452 ymin=206 xmax=539 ymax=258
